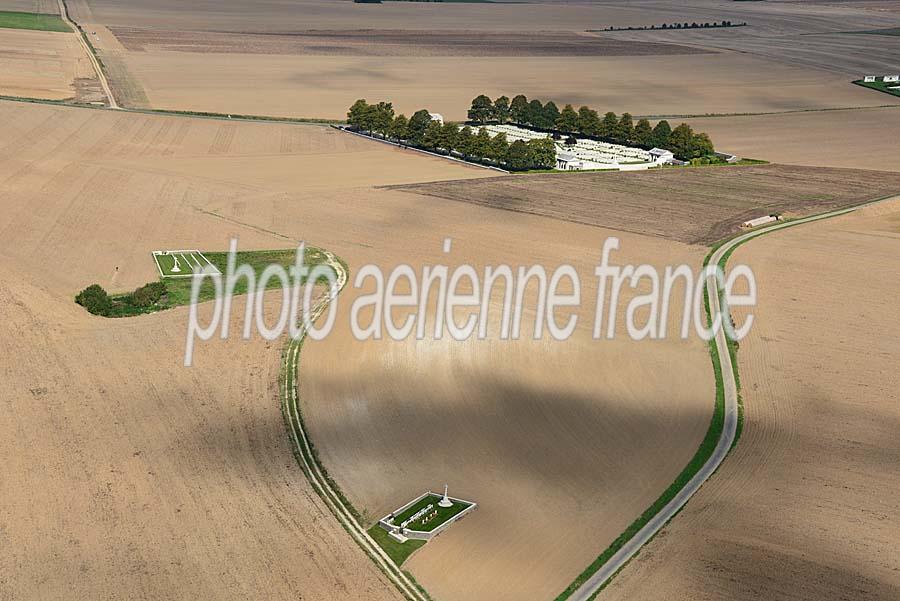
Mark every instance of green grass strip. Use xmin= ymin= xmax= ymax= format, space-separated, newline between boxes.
xmin=0 ymin=10 xmax=70 ymax=32
xmin=367 ymin=525 xmax=427 ymax=566
xmin=853 ymin=79 xmax=900 ymax=98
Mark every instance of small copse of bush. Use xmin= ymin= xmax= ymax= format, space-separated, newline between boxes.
xmin=76 ymin=284 xmax=113 ymax=316
xmin=132 ymin=281 xmax=167 ymax=307
xmin=76 ymin=280 xmax=169 ymax=317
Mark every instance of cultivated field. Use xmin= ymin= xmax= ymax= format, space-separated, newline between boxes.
xmin=685 ymin=106 xmax=900 ymax=172
xmin=297 ymin=204 xmax=714 ymax=601
xmin=391 ymin=164 xmax=900 ymax=244
xmin=108 ymin=27 xmax=709 ymax=58
xmin=0 ymin=27 xmax=100 ymax=101
xmin=603 ymin=197 xmax=900 ymax=601
xmin=0 ymin=1 xmax=57 ymax=14
xmin=0 ymin=100 xmax=491 ymax=600
xmin=0 ymin=97 xmax=724 ymax=601
xmin=62 ymin=0 xmax=898 ymax=119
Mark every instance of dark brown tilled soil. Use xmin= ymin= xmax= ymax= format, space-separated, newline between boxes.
xmin=390 ymin=164 xmax=900 ymax=245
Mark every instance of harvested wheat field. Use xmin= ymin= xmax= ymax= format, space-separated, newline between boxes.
xmin=64 ymin=0 xmax=898 ymax=119
xmin=0 ymin=1 xmax=58 ymax=13
xmin=603 ymin=197 xmax=900 ymax=601
xmin=685 ymin=107 xmax=900 ymax=172
xmin=0 ymin=27 xmax=101 ymax=101
xmin=294 ymin=197 xmax=713 ymax=601
xmin=0 ymin=99 xmax=718 ymax=601
xmin=60 ymin=100 xmax=718 ymax=601
xmin=392 ymin=164 xmax=900 ymax=245
xmin=0 ymin=100 xmax=495 ymax=600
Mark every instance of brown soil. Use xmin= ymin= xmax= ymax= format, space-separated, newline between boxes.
xmin=390 ymin=164 xmax=900 ymax=244
xmin=107 ymin=27 xmax=711 ymax=57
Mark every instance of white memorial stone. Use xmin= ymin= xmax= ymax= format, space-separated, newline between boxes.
xmin=439 ymin=484 xmax=453 ymax=508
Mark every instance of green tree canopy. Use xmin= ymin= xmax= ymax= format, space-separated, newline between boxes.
xmin=600 ymin=111 xmax=619 ymax=139
xmin=456 ymin=126 xmax=475 ymax=157
xmin=76 ymin=284 xmax=112 ymax=316
xmin=616 ymin=112 xmax=634 ymax=144
xmin=347 ymin=99 xmax=374 ymax=131
xmin=543 ymin=101 xmax=560 ymax=129
xmin=493 ymin=95 xmax=510 ymax=123
xmin=510 ymin=94 xmax=529 ymax=124
xmin=527 ymin=99 xmax=546 ymax=128
xmin=423 ymin=120 xmax=442 ymax=148
xmin=474 ymin=127 xmax=492 ymax=159
xmin=651 ymin=119 xmax=672 ymax=148
xmin=691 ymin=132 xmax=714 ymax=157
xmin=505 ymin=139 xmax=530 ymax=170
xmin=371 ymin=101 xmax=395 ymax=136
xmin=633 ymin=118 xmax=653 ymax=148
xmin=668 ymin=123 xmax=695 ymax=160
xmin=389 ymin=114 xmax=409 ymax=142
xmin=556 ymin=104 xmax=579 ymax=133
xmin=576 ymin=106 xmax=601 ymax=137
xmin=489 ymin=131 xmax=509 ymax=161
xmin=526 ymin=138 xmax=557 ymax=169
xmin=407 ymin=109 xmax=433 ymax=144
xmin=438 ymin=122 xmax=459 ymax=151
xmin=468 ymin=94 xmax=494 ymax=124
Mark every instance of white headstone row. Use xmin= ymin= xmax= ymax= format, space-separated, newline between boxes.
xmin=401 ymin=503 xmax=434 ymax=529
xmin=864 ymin=75 xmax=900 ymax=83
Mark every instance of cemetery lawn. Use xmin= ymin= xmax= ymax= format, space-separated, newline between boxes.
xmin=853 ymin=79 xmax=900 ymax=98
xmin=367 ymin=525 xmax=426 ymax=566
xmin=392 ymin=493 xmax=472 ymax=533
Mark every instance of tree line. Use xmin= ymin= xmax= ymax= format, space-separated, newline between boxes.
xmin=76 ymin=281 xmax=167 ymax=317
xmin=466 ymin=94 xmax=714 ymax=160
xmin=346 ymin=94 xmax=715 ymax=165
xmin=591 ymin=20 xmax=745 ymax=32
xmin=346 ymin=99 xmax=557 ymax=170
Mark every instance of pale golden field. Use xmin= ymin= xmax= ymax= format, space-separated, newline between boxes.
xmin=60 ymin=0 xmax=899 ymax=120
xmin=0 ymin=28 xmax=99 ymax=101
xmin=0 ymin=98 xmax=717 ymax=601
xmin=685 ymin=106 xmax=900 ymax=172
xmin=0 ymin=101 xmax=490 ymax=600
xmin=603 ymin=198 xmax=900 ymax=601
xmin=95 ymin=51 xmax=891 ymax=122
xmin=2 ymin=0 xmax=899 ymax=597
xmin=0 ymin=0 xmax=57 ymax=12
xmin=296 ymin=204 xmax=713 ymax=601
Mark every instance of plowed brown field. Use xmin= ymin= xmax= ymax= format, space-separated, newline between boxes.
xmin=391 ymin=164 xmax=900 ymax=244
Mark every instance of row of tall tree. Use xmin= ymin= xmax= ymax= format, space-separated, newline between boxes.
xmin=466 ymin=94 xmax=714 ymax=160
xmin=596 ymin=20 xmax=743 ymax=32
xmin=347 ymin=99 xmax=557 ymax=170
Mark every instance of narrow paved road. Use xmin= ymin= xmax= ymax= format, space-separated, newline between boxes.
xmin=568 ymin=197 xmax=894 ymax=601
xmin=57 ymin=0 xmax=119 ymax=109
